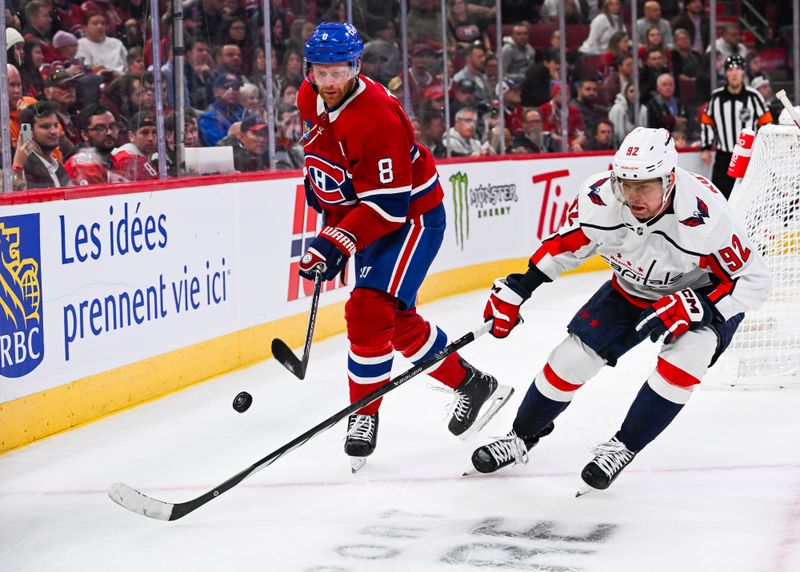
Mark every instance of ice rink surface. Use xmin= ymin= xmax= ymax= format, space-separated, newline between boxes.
xmin=1 ymin=271 xmax=799 ymax=572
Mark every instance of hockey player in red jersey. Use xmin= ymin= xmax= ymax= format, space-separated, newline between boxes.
xmin=476 ymin=127 xmax=771 ymax=493
xmin=296 ymin=22 xmax=512 ymax=471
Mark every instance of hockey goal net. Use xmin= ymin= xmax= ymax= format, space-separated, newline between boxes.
xmin=709 ymin=122 xmax=800 ymax=388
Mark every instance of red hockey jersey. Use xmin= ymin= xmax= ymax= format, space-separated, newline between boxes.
xmin=297 ymin=75 xmax=443 ymax=249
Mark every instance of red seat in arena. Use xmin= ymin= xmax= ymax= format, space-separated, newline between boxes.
xmin=565 ymin=24 xmax=590 ymax=49
xmin=679 ymin=76 xmax=697 ymax=106
xmin=529 ymin=23 xmax=557 ymax=51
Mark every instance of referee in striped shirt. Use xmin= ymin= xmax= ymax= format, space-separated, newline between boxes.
xmin=700 ymin=54 xmax=773 ymax=198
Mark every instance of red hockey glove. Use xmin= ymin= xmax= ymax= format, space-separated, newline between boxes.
xmin=635 ymin=288 xmax=714 ymax=342
xmin=299 ymin=226 xmax=356 ymax=281
xmin=483 ymin=274 xmax=529 ymax=338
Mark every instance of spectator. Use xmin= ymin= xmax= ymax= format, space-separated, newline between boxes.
xmin=185 ymin=37 xmax=213 ymax=111
xmin=453 ymin=44 xmax=489 ymax=104
xmin=274 ymin=103 xmax=303 ymax=170
xmin=483 ymin=53 xmax=499 ymax=104
xmin=501 ymin=22 xmax=535 ymax=84
xmin=745 ymin=52 xmax=767 ymax=84
xmin=540 ymin=84 xmax=587 ymax=152
xmin=6 ymin=64 xmax=24 ymax=149
xmin=447 ymin=0 xmax=485 ymax=50
xmin=443 ymin=107 xmax=483 ymax=157
xmin=11 ymin=100 xmax=69 ymax=191
xmin=541 ymin=0 xmax=586 ymax=24
xmin=6 ymin=27 xmax=25 ymax=68
xmin=77 ymin=11 xmax=128 ymax=75
xmin=126 ymin=47 xmax=146 ymax=76
xmin=212 ymin=44 xmax=247 ymax=90
xmin=639 ymin=47 xmax=669 ymax=105
xmin=671 ymin=28 xmax=703 ymax=81
xmin=449 ymin=78 xmax=479 ymax=124
xmin=51 ymin=31 xmax=81 ymax=71
xmin=707 ymin=23 xmax=747 ymax=61
xmin=360 ymin=51 xmax=384 ymax=83
xmin=635 ymin=1 xmax=673 ymax=47
xmin=584 ymin=119 xmax=614 ymax=150
xmin=280 ymin=82 xmax=299 ymax=107
xmin=362 ymin=19 xmax=401 ymax=82
xmin=602 ymin=54 xmax=633 ymax=100
xmin=280 ymin=49 xmax=304 ymax=87
xmin=408 ymin=44 xmax=441 ymax=105
xmin=750 ymin=76 xmax=782 ymax=123
xmin=22 ymin=1 xmax=58 ymax=61
xmin=638 ymin=25 xmax=669 ymax=65
xmin=572 ymin=78 xmax=607 ymax=139
xmin=609 ymin=82 xmax=637 ymax=146
xmin=151 ymin=110 xmax=201 ymax=176
xmin=43 ymin=68 xmax=82 ymax=153
xmin=645 ymin=73 xmax=689 ymax=132
xmin=407 ymin=0 xmax=445 ymax=44
xmin=580 ymin=0 xmax=625 ymax=56
xmin=418 ymin=107 xmax=447 ymax=158
xmin=671 ymin=0 xmax=710 ymax=54
xmin=20 ymin=39 xmax=46 ymax=98
xmin=499 ymin=79 xmax=525 ymax=135
xmin=521 ymin=48 xmax=560 ymax=108
xmin=216 ymin=17 xmax=252 ymax=75
xmin=226 ymin=114 xmax=267 ymax=172
xmin=65 ymin=103 xmax=118 ymax=185
xmin=240 ymin=84 xmax=268 ymax=128
xmin=199 ymin=73 xmax=245 ymax=147
xmin=601 ymin=30 xmax=630 ymax=70
xmin=111 ymin=111 xmax=158 ymax=181
xmin=511 ymin=107 xmax=554 ymax=153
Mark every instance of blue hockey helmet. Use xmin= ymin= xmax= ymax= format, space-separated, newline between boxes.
xmin=304 ymin=22 xmax=363 ymax=73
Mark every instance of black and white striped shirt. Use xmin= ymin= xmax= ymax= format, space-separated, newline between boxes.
xmin=700 ymin=85 xmax=772 ymax=152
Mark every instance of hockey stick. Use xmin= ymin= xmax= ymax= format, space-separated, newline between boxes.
xmin=109 ymin=320 xmax=493 ymax=521
xmin=776 ymin=90 xmax=800 ymax=130
xmin=271 ymin=270 xmax=323 ymax=380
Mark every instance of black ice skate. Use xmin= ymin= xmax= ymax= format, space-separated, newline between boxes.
xmin=345 ymin=413 xmax=379 ymax=473
xmin=470 ymin=422 xmax=555 ymax=474
xmin=448 ymin=357 xmax=514 ymax=440
xmin=576 ymin=435 xmax=637 ymax=497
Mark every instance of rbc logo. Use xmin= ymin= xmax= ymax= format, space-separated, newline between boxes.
xmin=0 ymin=214 xmax=45 ymax=378
xmin=305 ymin=154 xmax=349 ymax=204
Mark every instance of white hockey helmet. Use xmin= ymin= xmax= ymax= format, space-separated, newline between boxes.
xmin=611 ymin=127 xmax=677 ymax=203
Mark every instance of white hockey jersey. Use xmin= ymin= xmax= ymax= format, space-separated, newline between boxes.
xmin=531 ymin=166 xmax=772 ymax=321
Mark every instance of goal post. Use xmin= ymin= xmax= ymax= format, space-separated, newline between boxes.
xmin=707 ymin=122 xmax=800 ymax=388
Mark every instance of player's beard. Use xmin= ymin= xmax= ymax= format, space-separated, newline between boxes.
xmin=320 ymin=78 xmax=357 ymax=108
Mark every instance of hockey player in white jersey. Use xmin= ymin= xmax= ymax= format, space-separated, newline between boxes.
xmin=475 ymin=127 xmax=771 ymax=493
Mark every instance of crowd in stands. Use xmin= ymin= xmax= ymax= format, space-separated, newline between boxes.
xmin=1 ymin=0 xmax=793 ymax=191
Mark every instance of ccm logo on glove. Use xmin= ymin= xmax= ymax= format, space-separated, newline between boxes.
xmin=483 ymin=275 xmax=527 ymax=338
xmin=635 ymin=288 xmax=714 ymax=342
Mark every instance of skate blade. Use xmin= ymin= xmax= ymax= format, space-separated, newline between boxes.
xmin=458 ymin=385 xmax=515 ymax=441
xmin=575 ymin=485 xmax=594 ymax=498
xmin=350 ymin=457 xmax=367 ymax=474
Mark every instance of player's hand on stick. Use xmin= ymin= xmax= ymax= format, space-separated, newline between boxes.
xmin=299 ymin=226 xmax=356 ymax=281
xmin=635 ymin=288 xmax=714 ymax=343
xmin=483 ymin=274 xmax=529 ymax=338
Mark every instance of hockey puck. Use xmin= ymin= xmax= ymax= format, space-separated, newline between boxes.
xmin=232 ymin=391 xmax=253 ymax=413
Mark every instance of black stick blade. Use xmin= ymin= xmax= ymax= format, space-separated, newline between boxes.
xmin=271 ymin=338 xmax=306 ymax=379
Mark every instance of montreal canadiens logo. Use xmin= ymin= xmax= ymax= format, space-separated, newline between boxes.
xmin=305 ymin=154 xmax=349 ymax=203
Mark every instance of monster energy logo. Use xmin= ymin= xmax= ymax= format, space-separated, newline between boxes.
xmin=450 ymin=171 xmax=470 ymax=249
xmin=450 ymin=171 xmax=518 ymax=250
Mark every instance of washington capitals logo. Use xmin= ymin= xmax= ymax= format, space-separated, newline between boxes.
xmin=680 ymin=197 xmax=710 ymax=227
xmin=588 ymin=178 xmax=608 ymax=206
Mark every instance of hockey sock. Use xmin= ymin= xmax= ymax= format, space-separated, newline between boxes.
xmin=512 ymin=380 xmax=569 ymax=441
xmin=393 ymin=309 xmax=466 ymax=389
xmin=617 ymin=383 xmax=684 ymax=452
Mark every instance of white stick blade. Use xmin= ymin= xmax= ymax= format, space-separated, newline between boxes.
xmin=108 ymin=482 xmax=174 ymax=520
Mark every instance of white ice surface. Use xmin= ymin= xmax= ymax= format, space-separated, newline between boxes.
xmin=1 ymin=271 xmax=799 ymax=572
